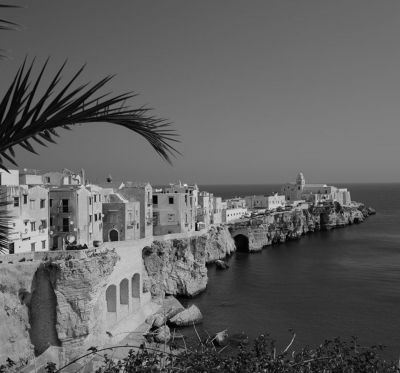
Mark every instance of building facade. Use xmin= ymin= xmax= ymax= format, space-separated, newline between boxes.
xmin=119 ymin=182 xmax=153 ymax=238
xmin=102 ymin=193 xmax=140 ymax=242
xmin=1 ymin=172 xmax=49 ymax=254
xmin=152 ymin=186 xmax=196 ymax=235
xmin=245 ymin=193 xmax=286 ymax=210
xmin=281 ymin=172 xmax=352 ymax=205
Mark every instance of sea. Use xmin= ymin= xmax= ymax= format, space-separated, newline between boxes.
xmin=178 ymin=183 xmax=400 ymax=359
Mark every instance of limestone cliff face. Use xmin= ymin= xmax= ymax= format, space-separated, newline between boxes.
xmin=143 ymin=226 xmax=235 ymax=298
xmin=232 ymin=204 xmax=369 ymax=252
xmin=0 ymin=250 xmax=118 ymax=364
xmin=0 ymin=262 xmax=40 ymax=364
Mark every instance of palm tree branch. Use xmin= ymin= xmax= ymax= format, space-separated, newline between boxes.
xmin=0 ymin=60 xmax=180 ymax=167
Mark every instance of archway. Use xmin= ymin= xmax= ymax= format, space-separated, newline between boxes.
xmin=106 ymin=285 xmax=117 ymax=312
xmin=110 ymin=229 xmax=119 ymax=241
xmin=132 ymin=274 xmax=140 ymax=298
xmin=120 ymin=279 xmax=129 ymax=305
xmin=234 ymin=234 xmax=249 ymax=252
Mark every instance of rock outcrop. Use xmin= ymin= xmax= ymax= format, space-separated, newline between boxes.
xmin=230 ymin=203 xmax=374 ymax=252
xmin=143 ymin=226 xmax=235 ymax=298
xmin=0 ymin=250 xmax=119 ymax=365
xmin=169 ymin=304 xmax=203 ymax=326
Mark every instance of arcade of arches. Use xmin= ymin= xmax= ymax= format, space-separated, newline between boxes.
xmin=105 ymin=272 xmax=141 ymax=327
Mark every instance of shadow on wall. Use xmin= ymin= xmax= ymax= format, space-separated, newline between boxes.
xmin=28 ymin=263 xmax=61 ymax=356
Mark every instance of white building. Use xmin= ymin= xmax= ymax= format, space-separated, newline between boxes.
xmin=245 ymin=193 xmax=286 ymax=210
xmin=281 ymin=172 xmax=351 ymax=206
xmin=0 ymin=170 xmax=49 ymax=254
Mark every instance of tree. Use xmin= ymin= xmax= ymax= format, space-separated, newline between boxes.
xmin=0 ymin=4 xmax=179 ymax=253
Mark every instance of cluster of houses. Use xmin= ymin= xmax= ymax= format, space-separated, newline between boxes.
xmin=0 ymin=169 xmax=351 ymax=254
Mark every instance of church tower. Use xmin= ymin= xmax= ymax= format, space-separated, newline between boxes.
xmin=296 ymin=172 xmax=305 ymax=191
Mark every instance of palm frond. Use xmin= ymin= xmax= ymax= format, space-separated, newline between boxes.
xmin=0 ymin=192 xmax=13 ymax=254
xmin=0 ymin=59 xmax=180 ymax=170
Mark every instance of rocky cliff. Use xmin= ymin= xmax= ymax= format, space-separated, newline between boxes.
xmin=231 ymin=203 xmax=372 ymax=252
xmin=142 ymin=226 xmax=235 ymax=298
xmin=0 ymin=250 xmax=119 ymax=365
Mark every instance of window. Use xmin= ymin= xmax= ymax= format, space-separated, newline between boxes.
xmin=29 ymin=199 xmax=35 ymax=209
xmin=40 ymin=219 xmax=47 ymax=229
xmin=168 ymin=197 xmax=174 ymax=205
xmin=13 ymin=197 xmax=19 ymax=207
xmin=49 ymin=199 xmax=53 ymax=207
xmin=62 ymin=199 xmax=69 ymax=213
xmin=45 ymin=176 xmax=50 ymax=183
xmin=89 ymin=197 xmax=92 ymax=205
xmin=40 ymin=199 xmax=45 ymax=208
xmin=62 ymin=218 xmax=69 ymax=232
xmin=8 ymin=242 xmax=14 ymax=254
xmin=23 ymin=195 xmax=27 ymax=204
xmin=94 ymin=195 xmax=97 ymax=203
xmin=152 ymin=195 xmax=158 ymax=205
xmin=30 ymin=222 xmax=36 ymax=231
xmin=31 ymin=242 xmax=35 ymax=252
xmin=185 ymin=195 xmax=187 ymax=205
xmin=89 ymin=215 xmax=92 ymax=223
xmin=95 ymin=214 xmax=98 ymax=222
xmin=50 ymin=216 xmax=53 ymax=226
xmin=42 ymin=240 xmax=46 ymax=250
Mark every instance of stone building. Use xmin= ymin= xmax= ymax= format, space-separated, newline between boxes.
xmin=226 ymin=197 xmax=247 ymax=209
xmin=212 ymin=196 xmax=223 ymax=225
xmin=102 ymin=193 xmax=140 ymax=242
xmin=281 ymin=172 xmax=352 ymax=205
xmin=197 ymin=191 xmax=214 ymax=227
xmin=245 ymin=193 xmax=286 ymax=210
xmin=49 ymin=184 xmax=104 ymax=249
xmin=0 ymin=170 xmax=49 ymax=254
xmin=152 ymin=186 xmax=196 ymax=235
xmin=164 ymin=182 xmax=199 ymax=227
xmin=118 ymin=182 xmax=153 ymax=238
xmin=222 ymin=207 xmax=248 ymax=223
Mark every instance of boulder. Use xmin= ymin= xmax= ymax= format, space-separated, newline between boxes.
xmin=153 ymin=313 xmax=168 ymax=328
xmin=215 ymin=260 xmax=229 ymax=270
xmin=213 ymin=330 xmax=229 ymax=347
xmin=154 ymin=325 xmax=171 ymax=344
xmin=367 ymin=207 xmax=376 ymax=215
xmin=169 ymin=304 xmax=203 ymax=327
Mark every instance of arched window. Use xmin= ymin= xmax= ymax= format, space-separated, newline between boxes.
xmin=132 ymin=274 xmax=140 ymax=298
xmin=106 ymin=285 xmax=117 ymax=312
xmin=120 ymin=279 xmax=129 ymax=305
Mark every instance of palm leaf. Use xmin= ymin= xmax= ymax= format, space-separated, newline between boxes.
xmin=0 ymin=59 xmax=180 ymax=171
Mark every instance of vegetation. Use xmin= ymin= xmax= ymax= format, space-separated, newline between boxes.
xmin=0 ymin=3 xmax=179 ymax=253
xmin=9 ymin=333 xmax=395 ymax=373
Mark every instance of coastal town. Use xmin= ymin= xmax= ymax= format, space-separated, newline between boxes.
xmin=0 ymin=169 xmax=354 ymax=254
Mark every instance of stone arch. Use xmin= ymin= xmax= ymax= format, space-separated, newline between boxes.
xmin=120 ymin=279 xmax=129 ymax=305
xmin=132 ymin=273 xmax=140 ymax=298
xmin=233 ymin=234 xmax=249 ymax=252
xmin=109 ymin=229 xmax=119 ymax=241
xmin=106 ymin=284 xmax=117 ymax=312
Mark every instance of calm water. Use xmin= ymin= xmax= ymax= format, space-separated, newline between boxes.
xmin=180 ymin=183 xmax=400 ymax=358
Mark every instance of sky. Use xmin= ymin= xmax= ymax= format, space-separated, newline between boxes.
xmin=1 ymin=0 xmax=400 ymax=184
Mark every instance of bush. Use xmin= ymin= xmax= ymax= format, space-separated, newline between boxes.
xmin=38 ymin=334 xmax=400 ymax=373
